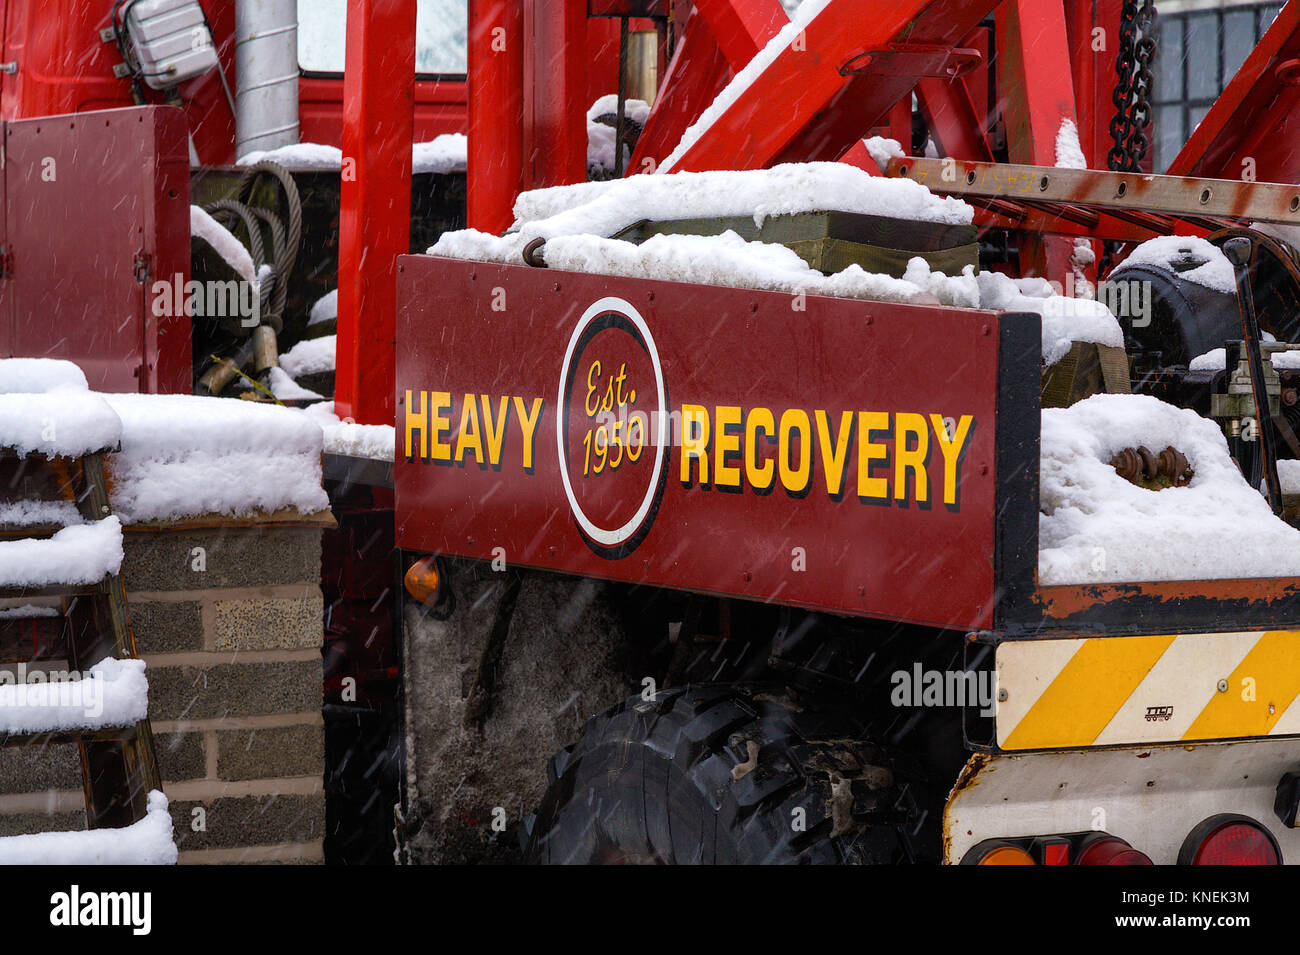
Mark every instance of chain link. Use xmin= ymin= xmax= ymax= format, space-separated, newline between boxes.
xmin=1107 ymin=0 xmax=1158 ymax=173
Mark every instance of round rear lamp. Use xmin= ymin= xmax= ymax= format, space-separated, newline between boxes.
xmin=1075 ymin=834 xmax=1152 ymax=865
xmin=1178 ymin=814 xmax=1282 ymax=866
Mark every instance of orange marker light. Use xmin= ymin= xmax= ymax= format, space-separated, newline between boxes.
xmin=403 ymin=556 xmax=441 ymax=606
xmin=977 ymin=845 xmax=1036 ymax=865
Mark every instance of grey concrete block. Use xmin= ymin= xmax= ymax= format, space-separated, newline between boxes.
xmin=147 ymin=660 xmax=322 ymax=721
xmin=128 ymin=599 xmax=204 ymax=654
xmin=0 ymin=809 xmax=84 ymax=837
xmin=121 ymin=527 xmax=322 ymax=592
xmin=153 ymin=729 xmax=206 ymax=783
xmin=217 ymin=724 xmax=323 ymax=781
xmin=169 ymin=792 xmax=324 ymax=852
xmin=0 ymin=743 xmax=80 ymax=794
xmin=213 ymin=595 xmax=323 ymax=651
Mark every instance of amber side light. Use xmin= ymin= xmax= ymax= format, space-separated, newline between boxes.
xmin=403 ymin=556 xmax=441 ymax=606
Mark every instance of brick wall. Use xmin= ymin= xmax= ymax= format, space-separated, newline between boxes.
xmin=0 ymin=517 xmax=328 ymax=864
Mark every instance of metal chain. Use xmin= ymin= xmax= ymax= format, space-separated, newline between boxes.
xmin=1107 ymin=0 xmax=1158 ymax=173
xmin=1103 ymin=0 xmax=1158 ymax=276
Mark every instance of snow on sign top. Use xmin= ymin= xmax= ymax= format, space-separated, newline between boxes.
xmin=0 ymin=392 xmax=123 ymax=458
xmin=509 ymin=163 xmax=973 ymax=241
xmin=1039 ymin=393 xmax=1300 ymax=585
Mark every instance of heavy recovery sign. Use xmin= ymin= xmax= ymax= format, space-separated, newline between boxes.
xmin=403 ymin=296 xmax=977 ymax=557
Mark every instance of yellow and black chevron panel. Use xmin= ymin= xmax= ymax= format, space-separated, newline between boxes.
xmin=995 ymin=630 xmax=1300 ymax=751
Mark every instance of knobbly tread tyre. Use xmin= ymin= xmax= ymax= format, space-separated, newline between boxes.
xmin=524 ymin=685 xmax=908 ymax=865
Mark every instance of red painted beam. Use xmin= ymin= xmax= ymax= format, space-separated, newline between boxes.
xmin=692 ymin=0 xmax=788 ymax=68
xmin=468 ymin=0 xmax=525 ymax=233
xmin=528 ymin=0 xmax=588 ymax=189
xmin=629 ymin=11 xmax=735 ymax=174
xmin=336 ymin=0 xmax=417 ymax=426
xmin=1167 ymin=1 xmax=1300 ymax=184
xmin=915 ymin=74 xmax=993 ymax=162
xmin=995 ymin=0 xmax=1083 ymax=284
xmin=661 ymin=0 xmax=1000 ymax=174
xmin=1063 ymin=0 xmax=1125 ymax=170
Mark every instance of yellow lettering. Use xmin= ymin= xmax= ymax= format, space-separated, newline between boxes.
xmin=779 ymin=409 xmax=811 ymax=493
xmin=815 ymin=410 xmax=853 ymax=496
xmin=714 ymin=406 xmax=742 ymax=488
xmin=455 ymin=395 xmax=483 ymax=464
xmin=481 ymin=395 xmax=511 ymax=467
xmin=430 ymin=391 xmax=452 ymax=462
xmin=894 ymin=412 xmax=929 ymax=503
xmin=513 ymin=396 xmax=543 ymax=470
xmin=681 ymin=404 xmax=710 ymax=484
xmin=930 ymin=414 xmax=974 ymax=507
xmin=856 ymin=411 xmax=889 ymax=501
xmin=585 ymin=361 xmax=602 ymax=417
xmin=745 ymin=408 xmax=775 ymax=491
xmin=404 ymin=390 xmax=427 ymax=459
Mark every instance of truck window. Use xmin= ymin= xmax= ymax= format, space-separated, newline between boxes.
xmin=297 ymin=0 xmax=469 ymax=75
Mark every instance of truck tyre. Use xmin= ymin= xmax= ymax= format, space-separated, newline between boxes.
xmin=523 ymin=685 xmax=910 ymax=864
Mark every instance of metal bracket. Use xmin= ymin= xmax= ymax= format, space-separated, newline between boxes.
xmin=0 ymin=62 xmax=17 ymax=75
xmin=839 ymin=45 xmax=982 ymax=79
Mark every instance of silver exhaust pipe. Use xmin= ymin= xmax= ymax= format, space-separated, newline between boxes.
xmin=235 ymin=0 xmax=300 ymax=159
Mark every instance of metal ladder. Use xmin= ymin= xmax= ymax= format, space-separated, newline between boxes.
xmin=0 ymin=445 xmax=162 ymax=830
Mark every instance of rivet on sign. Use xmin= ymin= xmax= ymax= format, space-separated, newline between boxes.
xmin=1269 ymin=703 xmax=1276 ymax=715
xmin=998 ymin=688 xmax=1008 ymax=702
xmin=1217 ymin=679 xmax=1229 ymax=693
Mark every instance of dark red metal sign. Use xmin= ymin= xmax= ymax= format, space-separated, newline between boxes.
xmin=395 ymin=256 xmax=1002 ymax=630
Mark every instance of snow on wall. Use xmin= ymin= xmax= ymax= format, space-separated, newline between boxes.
xmin=0 ymin=518 xmax=123 ymax=589
xmin=1039 ymin=393 xmax=1300 ymax=585
xmin=102 ymin=394 xmax=328 ymax=523
xmin=0 ymin=790 xmax=176 ymax=865
xmin=0 ymin=392 xmax=123 ymax=458
xmin=0 ymin=656 xmax=148 ymax=735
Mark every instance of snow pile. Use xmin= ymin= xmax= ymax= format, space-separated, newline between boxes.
xmin=587 ymin=98 xmax=652 ymax=174
xmin=268 ymin=367 xmax=323 ymax=402
xmin=190 ymin=206 xmax=257 ymax=286
xmin=862 ymin=136 xmax=905 ymax=172
xmin=0 ymin=790 xmax=176 ymax=865
xmin=434 ymin=229 xmax=980 ymax=307
xmin=1054 ymin=119 xmax=1097 ymax=299
xmin=301 ymin=403 xmax=395 ymax=461
xmin=1054 ymin=118 xmax=1088 ymax=170
xmin=0 ymin=656 xmax=147 ymax=735
xmin=412 ymin=133 xmax=467 ymax=174
xmin=1189 ymin=347 xmax=1300 ymax=372
xmin=0 ymin=359 xmax=88 ymax=395
xmin=659 ymin=0 xmax=832 ymax=172
xmin=1039 ymin=393 xmax=1300 ymax=584
xmin=510 ymin=162 xmax=973 ymax=238
xmin=281 ymin=336 xmax=337 ymax=377
xmin=587 ymin=95 xmax=652 ymax=127
xmin=977 ymin=271 xmax=1122 ymax=364
xmin=102 ymin=395 xmax=328 ymax=522
xmin=0 ymin=392 xmax=122 ymax=458
xmin=1116 ymin=235 xmax=1237 ymax=294
xmin=308 ymin=288 xmax=338 ymax=326
xmin=237 ymin=135 xmax=468 ymax=174
xmin=0 ymin=518 xmax=123 ymax=588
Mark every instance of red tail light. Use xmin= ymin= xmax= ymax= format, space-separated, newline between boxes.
xmin=1075 ymin=834 xmax=1152 ymax=866
xmin=1179 ymin=814 xmax=1282 ymax=865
